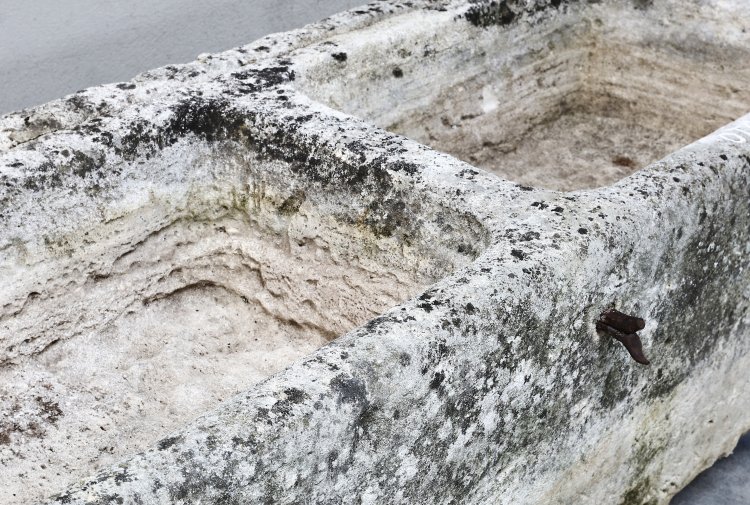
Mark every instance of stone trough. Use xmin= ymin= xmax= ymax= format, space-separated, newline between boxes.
xmin=0 ymin=1 xmax=748 ymax=504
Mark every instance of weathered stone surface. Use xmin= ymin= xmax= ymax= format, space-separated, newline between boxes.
xmin=0 ymin=1 xmax=749 ymax=504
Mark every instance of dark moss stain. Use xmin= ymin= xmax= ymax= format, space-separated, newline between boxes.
xmin=278 ymin=189 xmax=306 ymax=215
xmin=392 ymin=67 xmax=404 ymax=78
xmin=111 ymin=94 xmax=247 ymax=161
xmin=332 ymin=52 xmax=348 ymax=62
xmin=619 ymin=477 xmax=656 ymax=505
xmin=21 ymin=161 xmax=61 ymax=191
xmin=463 ymin=0 xmax=570 ymax=28
xmin=112 ymin=468 xmax=133 ymax=486
xmin=644 ymin=202 xmax=750 ymax=400
xmin=166 ymin=96 xmax=246 ymax=144
xmin=70 ymin=150 xmax=105 ymax=178
xmin=430 ymin=371 xmax=446 ymax=390
xmin=510 ymin=248 xmax=526 ymax=260
xmin=66 ymin=93 xmax=93 ymax=112
xmin=330 ymin=374 xmax=368 ymax=405
xmin=230 ymin=62 xmax=296 ymax=93
xmin=36 ymin=396 xmax=63 ymax=424
xmin=270 ymin=387 xmax=310 ymax=418
xmin=157 ymin=435 xmax=183 ymax=451
xmin=360 ymin=196 xmax=410 ymax=238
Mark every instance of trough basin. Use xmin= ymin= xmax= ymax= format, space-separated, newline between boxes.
xmin=0 ymin=1 xmax=749 ymax=504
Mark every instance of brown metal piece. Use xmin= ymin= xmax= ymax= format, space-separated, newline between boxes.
xmin=599 ymin=308 xmax=645 ymax=335
xmin=597 ymin=309 xmax=650 ymax=366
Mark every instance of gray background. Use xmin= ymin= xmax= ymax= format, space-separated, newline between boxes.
xmin=0 ymin=0 xmax=746 ymax=502
xmin=0 ymin=0 xmax=364 ymax=114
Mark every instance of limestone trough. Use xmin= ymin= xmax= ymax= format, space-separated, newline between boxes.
xmin=0 ymin=1 xmax=749 ymax=504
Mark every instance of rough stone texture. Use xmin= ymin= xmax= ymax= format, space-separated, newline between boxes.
xmin=0 ymin=1 xmax=749 ymax=504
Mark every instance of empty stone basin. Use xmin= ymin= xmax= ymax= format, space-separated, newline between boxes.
xmin=297 ymin=0 xmax=750 ymax=190
xmin=0 ymin=86 xmax=484 ymax=504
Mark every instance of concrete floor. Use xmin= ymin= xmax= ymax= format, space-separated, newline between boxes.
xmin=0 ymin=1 xmax=746 ymax=503
xmin=672 ymin=434 xmax=750 ymax=504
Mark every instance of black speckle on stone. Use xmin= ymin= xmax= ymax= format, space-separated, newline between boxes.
xmin=283 ymin=387 xmax=307 ymax=404
xmin=430 ymin=371 xmax=445 ymax=389
xmin=464 ymin=0 xmax=571 ymax=28
xmin=157 ymin=435 xmax=182 ymax=450
xmin=363 ymin=315 xmax=389 ymax=334
xmin=520 ymin=231 xmax=540 ymax=241
xmin=392 ymin=67 xmax=404 ymax=78
xmin=632 ymin=0 xmax=653 ymax=9
xmin=464 ymin=0 xmax=516 ymax=27
xmin=421 ymin=341 xmax=450 ymax=375
xmin=511 ymin=249 xmax=526 ymax=260
xmin=388 ymin=161 xmax=419 ymax=175
xmin=157 ymin=95 xmax=248 ymax=151
xmin=327 ymin=449 xmax=340 ymax=471
xmin=272 ymin=387 xmax=309 ymax=417
xmin=116 ymin=83 xmax=136 ymax=90
xmin=330 ymin=374 xmax=368 ymax=405
xmin=231 ymin=63 xmax=296 ymax=92
xmin=457 ymin=243 xmax=478 ymax=256
xmin=517 ymin=184 xmax=534 ymax=191
xmin=67 ymin=94 xmax=93 ymax=113
xmin=35 ymin=396 xmax=63 ymax=423
xmin=70 ymin=150 xmax=104 ymax=178
xmin=231 ymin=434 xmax=257 ymax=449
xmin=418 ymin=302 xmax=434 ymax=313
xmin=51 ymin=491 xmax=74 ymax=504
xmin=578 ymin=228 xmax=588 ymax=235
xmin=332 ymin=52 xmax=348 ymax=62
xmin=465 ymin=303 xmax=476 ymax=314
xmin=399 ymin=352 xmax=412 ymax=366
xmin=278 ymin=189 xmax=306 ymax=215
xmin=113 ymin=467 xmax=132 ymax=485
xmin=720 ymin=154 xmax=728 ymax=161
